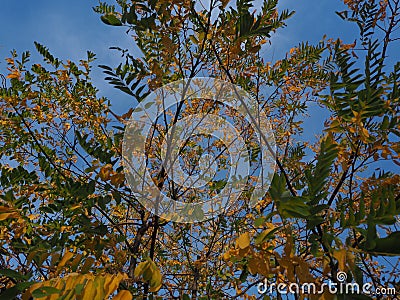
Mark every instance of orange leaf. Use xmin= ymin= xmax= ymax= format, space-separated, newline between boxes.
xmin=6 ymin=69 xmax=20 ymax=80
xmin=99 ymin=164 xmax=113 ymax=181
xmin=110 ymin=173 xmax=125 ymax=186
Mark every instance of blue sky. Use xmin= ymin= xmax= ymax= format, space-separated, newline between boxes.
xmin=3 ymin=0 xmax=394 ymax=171
xmin=2 ymin=0 xmax=381 ymax=162
xmin=0 ymin=0 xmax=134 ymax=112
xmin=0 ymin=0 xmax=356 ymax=116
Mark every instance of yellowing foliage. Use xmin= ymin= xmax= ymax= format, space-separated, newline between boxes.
xmin=134 ymin=258 xmax=163 ymax=292
xmin=0 ymin=206 xmax=20 ymax=221
xmin=23 ymin=272 xmax=130 ymax=300
xmin=99 ymin=164 xmax=114 ymax=181
xmin=0 ymin=0 xmax=399 ymax=299
xmin=236 ymin=232 xmax=251 ymax=249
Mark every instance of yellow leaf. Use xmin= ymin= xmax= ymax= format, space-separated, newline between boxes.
xmin=70 ymin=204 xmax=81 ymax=211
xmin=361 ymin=127 xmax=370 ymax=139
xmin=57 ymin=251 xmax=74 ymax=270
xmin=237 ymin=232 xmax=250 ymax=249
xmin=351 ymin=110 xmax=362 ymax=124
xmin=197 ymin=32 xmax=205 ymax=42
xmin=284 ymin=235 xmax=294 ymax=257
xmin=27 ymin=214 xmax=39 ymax=220
xmin=0 ymin=206 xmax=19 ymax=221
xmin=92 ymin=274 xmax=106 ymax=300
xmin=222 ymin=251 xmax=231 ymax=261
xmin=113 ymin=290 xmax=133 ymax=300
xmin=134 ymin=259 xmax=162 ymax=292
xmin=60 ymin=226 xmax=72 ymax=232
xmin=329 ymin=119 xmax=342 ymax=133
xmin=0 ymin=211 xmax=19 ymax=221
xmin=255 ymin=223 xmax=276 ymax=245
xmin=333 ymin=249 xmax=347 ymax=271
xmin=142 ymin=265 xmax=153 ymax=281
xmin=134 ymin=261 xmax=149 ymax=278
xmin=149 ymin=263 xmax=162 ymax=292
xmin=189 ymin=35 xmax=199 ymax=45
xmin=23 ymin=273 xmax=129 ymax=300
xmin=149 ymin=282 xmax=162 ymax=293
xmin=64 ymin=273 xmax=83 ymax=292
xmin=104 ymin=273 xmax=128 ymax=298
xmin=0 ymin=206 xmax=13 ymax=212
xmin=82 ymin=278 xmax=97 ymax=300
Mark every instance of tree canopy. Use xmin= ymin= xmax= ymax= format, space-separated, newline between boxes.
xmin=0 ymin=0 xmax=399 ymax=299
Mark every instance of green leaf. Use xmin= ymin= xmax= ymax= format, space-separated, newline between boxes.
xmin=0 ymin=286 xmax=19 ymax=300
xmin=254 ymin=227 xmax=280 ymax=245
xmin=32 ymin=286 xmax=61 ymax=298
xmin=373 ymin=216 xmax=396 ymax=225
xmin=34 ymin=42 xmax=60 ymax=67
xmin=75 ymin=283 xmax=85 ymax=295
xmin=254 ymin=217 xmax=266 ymax=227
xmin=306 ymin=135 xmax=338 ymax=204
xmin=278 ymin=196 xmax=311 ymax=218
xmin=306 ymin=216 xmax=325 ymax=229
xmin=101 ymin=14 xmax=122 ymax=26
xmin=0 ymin=269 xmax=30 ymax=280
xmin=239 ymin=267 xmax=248 ymax=282
xmin=0 ymin=281 xmax=35 ymax=300
xmin=366 ymin=232 xmax=400 ymax=256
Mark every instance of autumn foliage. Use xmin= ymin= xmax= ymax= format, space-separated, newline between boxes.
xmin=1 ymin=0 xmax=399 ymax=299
